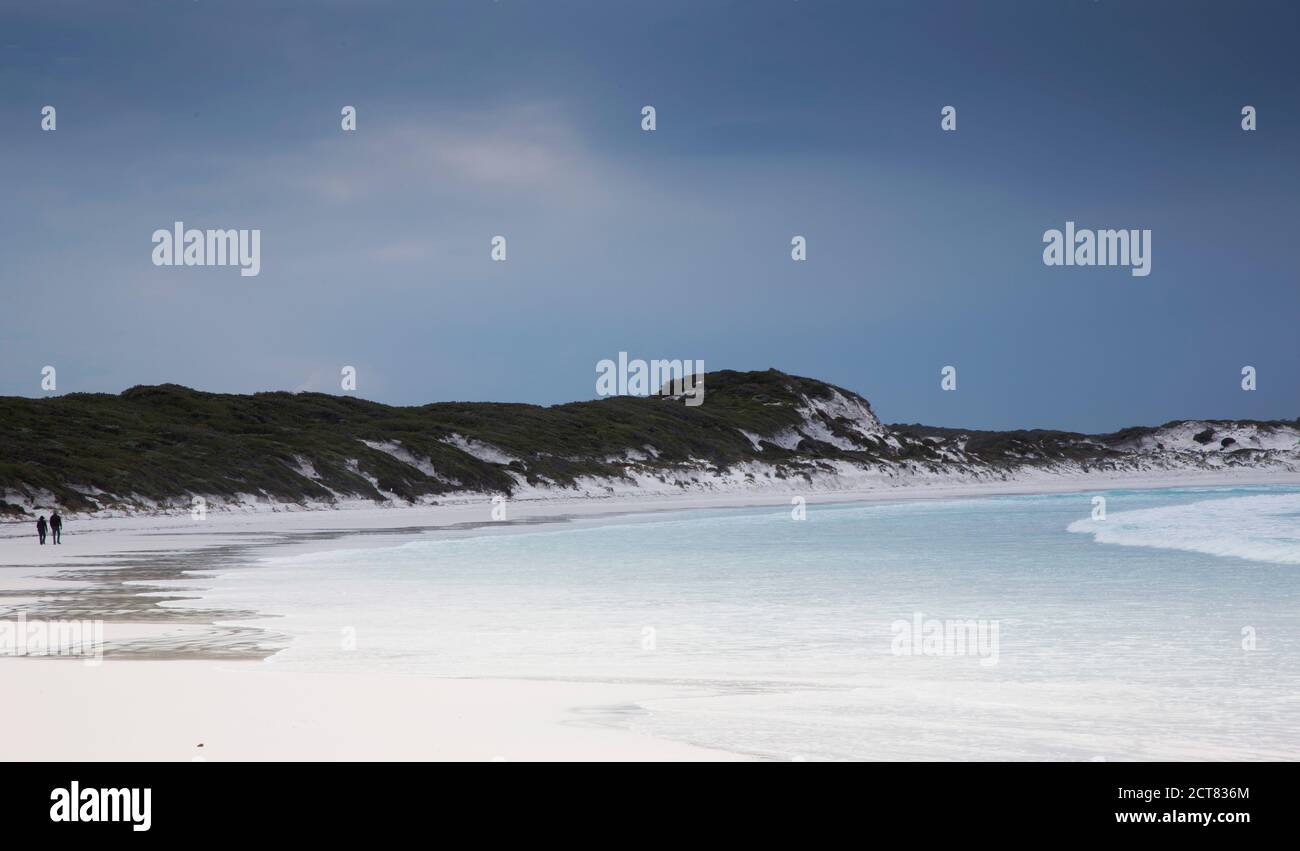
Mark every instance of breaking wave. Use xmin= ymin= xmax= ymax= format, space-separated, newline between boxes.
xmin=1067 ymin=492 xmax=1300 ymax=565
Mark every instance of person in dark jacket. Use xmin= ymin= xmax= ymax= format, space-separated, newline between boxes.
xmin=49 ymin=512 xmax=62 ymax=544
xmin=36 ymin=515 xmax=47 ymax=545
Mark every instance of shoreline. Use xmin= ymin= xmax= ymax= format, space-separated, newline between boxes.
xmin=4 ymin=470 xmax=1299 ymax=761
xmin=8 ymin=466 xmax=1300 ymax=561
xmin=4 ymin=468 xmax=1299 ymax=659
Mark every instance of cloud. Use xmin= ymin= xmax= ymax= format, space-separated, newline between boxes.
xmin=283 ymin=103 xmax=616 ymax=209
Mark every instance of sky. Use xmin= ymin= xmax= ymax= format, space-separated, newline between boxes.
xmin=1 ymin=0 xmax=1297 ymax=432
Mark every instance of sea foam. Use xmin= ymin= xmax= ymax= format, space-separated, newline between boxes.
xmin=1067 ymin=492 xmax=1300 ymax=565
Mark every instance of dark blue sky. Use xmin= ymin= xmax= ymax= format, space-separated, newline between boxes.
xmin=2 ymin=0 xmax=1297 ymax=431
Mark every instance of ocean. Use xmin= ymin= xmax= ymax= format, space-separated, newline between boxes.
xmin=172 ymin=486 xmax=1300 ymax=760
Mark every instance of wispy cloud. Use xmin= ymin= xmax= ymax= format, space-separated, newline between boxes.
xmin=282 ymin=103 xmax=619 ymax=209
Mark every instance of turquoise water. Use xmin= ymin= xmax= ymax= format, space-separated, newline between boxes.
xmin=181 ymin=486 xmax=1300 ymax=760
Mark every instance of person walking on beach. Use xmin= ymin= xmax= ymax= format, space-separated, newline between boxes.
xmin=36 ymin=515 xmax=47 ymax=545
xmin=49 ymin=512 xmax=62 ymax=545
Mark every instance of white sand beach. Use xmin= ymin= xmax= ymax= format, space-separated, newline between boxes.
xmin=4 ymin=468 xmax=1300 ymax=761
xmin=0 ymin=660 xmax=743 ymax=761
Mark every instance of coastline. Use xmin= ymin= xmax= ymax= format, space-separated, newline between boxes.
xmin=9 ymin=466 xmax=1300 ymax=568
xmin=4 ymin=469 xmax=1300 ymax=761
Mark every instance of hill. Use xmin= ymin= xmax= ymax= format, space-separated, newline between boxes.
xmin=2 ymin=369 xmax=1297 ymax=517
